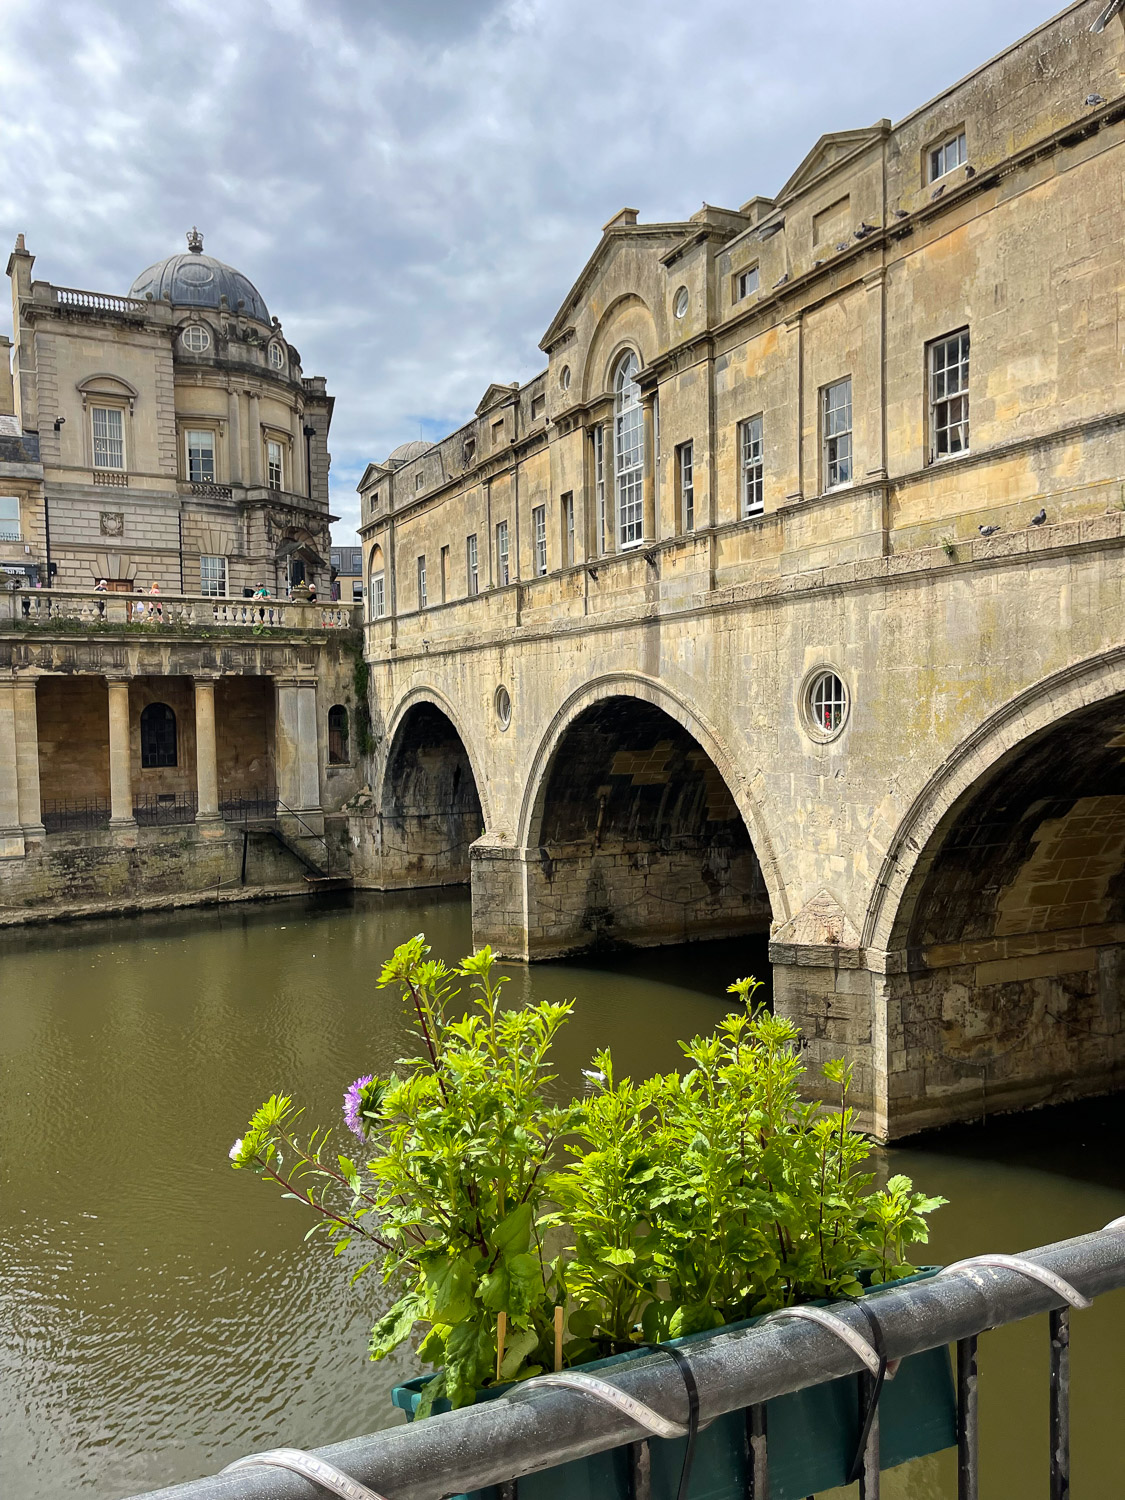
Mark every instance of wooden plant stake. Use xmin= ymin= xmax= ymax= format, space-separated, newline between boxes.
xmin=496 ymin=1311 xmax=507 ymax=1383
xmin=554 ymin=1305 xmax=564 ymax=1373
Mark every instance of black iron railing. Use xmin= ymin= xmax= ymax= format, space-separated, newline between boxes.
xmin=133 ymin=793 xmax=197 ymax=826
xmin=41 ymin=797 xmax=111 ymax=832
xmin=220 ymin=789 xmax=279 ymax=823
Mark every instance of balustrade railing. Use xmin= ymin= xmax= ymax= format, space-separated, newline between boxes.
xmin=41 ymin=797 xmax=111 ymax=833
xmin=133 ymin=792 xmax=197 ymax=827
xmin=53 ymin=287 xmax=147 ymax=314
xmin=3 ymin=588 xmax=360 ymax=632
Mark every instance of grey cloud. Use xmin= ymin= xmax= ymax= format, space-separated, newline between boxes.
xmin=0 ymin=0 xmax=1046 ymax=542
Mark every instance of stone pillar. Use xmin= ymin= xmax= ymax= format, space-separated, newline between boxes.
xmin=642 ymin=393 xmax=657 ymax=542
xmin=275 ymin=678 xmax=321 ymax=818
xmin=193 ymin=678 xmax=221 ymax=823
xmin=107 ymin=678 xmax=135 ymax=828
xmin=13 ymin=678 xmax=45 ymax=839
xmin=247 ymin=393 xmax=262 ymax=485
xmin=0 ymin=681 xmax=26 ymax=858
xmin=470 ymin=837 xmax=531 ymax=959
xmin=227 ymin=389 xmax=242 ymax=484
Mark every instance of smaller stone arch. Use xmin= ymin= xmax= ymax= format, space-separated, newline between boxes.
xmin=382 ymin=686 xmax=493 ymax=832
xmin=580 ymin=293 xmax=657 ymax=403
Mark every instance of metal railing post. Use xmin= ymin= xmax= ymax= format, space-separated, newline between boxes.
xmin=956 ymin=1334 xmax=979 ymax=1500
xmin=1049 ymin=1308 xmax=1070 ymax=1500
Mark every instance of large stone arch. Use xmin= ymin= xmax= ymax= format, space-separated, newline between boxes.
xmin=863 ymin=648 xmax=1125 ymax=953
xmin=382 ymin=685 xmax=494 ymax=830
xmin=580 ymin=293 xmax=658 ymax=403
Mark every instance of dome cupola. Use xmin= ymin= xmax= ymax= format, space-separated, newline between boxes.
xmin=129 ymin=228 xmax=270 ymax=324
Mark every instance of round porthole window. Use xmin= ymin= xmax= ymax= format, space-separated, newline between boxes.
xmin=673 ymin=286 xmax=689 ymax=319
xmin=268 ymin=341 xmax=286 ymax=370
xmin=560 ymin=364 xmax=571 ymax=391
xmin=802 ymin=669 xmax=849 ymax=741
xmin=494 ymin=685 xmax=512 ymax=730
xmin=181 ymin=323 xmax=210 ymax=353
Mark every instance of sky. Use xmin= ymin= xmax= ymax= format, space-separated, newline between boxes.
xmin=0 ymin=0 xmax=1061 ymax=544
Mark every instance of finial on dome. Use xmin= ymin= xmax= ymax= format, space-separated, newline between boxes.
xmin=186 ymin=227 xmax=203 ymax=254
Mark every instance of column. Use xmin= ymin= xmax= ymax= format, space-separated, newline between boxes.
xmin=107 ymin=678 xmax=135 ymax=828
xmin=13 ymin=678 xmax=45 ymax=839
xmin=227 ymin=389 xmax=242 ymax=484
xmin=193 ymin=678 xmax=220 ymax=822
xmin=275 ymin=679 xmax=322 ymax=815
xmin=642 ymin=394 xmax=657 ymax=542
xmin=0 ymin=682 xmax=26 ymax=858
xmin=291 ymin=407 xmax=306 ymax=497
xmin=247 ymin=393 xmax=262 ymax=485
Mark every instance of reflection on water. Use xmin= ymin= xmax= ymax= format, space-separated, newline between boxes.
xmin=0 ymin=891 xmax=1122 ymax=1499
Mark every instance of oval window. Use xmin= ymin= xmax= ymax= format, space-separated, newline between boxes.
xmin=673 ymin=286 xmax=689 ymax=319
xmin=494 ymin=685 xmax=512 ymax=730
xmin=803 ymin=670 xmax=849 ymax=740
xmin=560 ymin=365 xmax=571 ymax=391
xmin=181 ymin=324 xmax=210 ymax=353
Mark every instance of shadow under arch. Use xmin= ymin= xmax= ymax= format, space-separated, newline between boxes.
xmin=863 ymin=648 xmax=1125 ymax=954
xmin=378 ymin=688 xmax=489 ymax=888
xmin=516 ymin=673 xmax=786 ymax=955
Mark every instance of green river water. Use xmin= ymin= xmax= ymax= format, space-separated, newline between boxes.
xmin=1 ymin=889 xmax=1122 ymax=1498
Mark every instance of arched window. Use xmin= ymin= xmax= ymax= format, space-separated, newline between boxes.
xmin=614 ymin=352 xmax=643 ymax=547
xmin=140 ymin=702 xmax=177 ymax=768
xmin=328 ymin=704 xmax=349 ymax=765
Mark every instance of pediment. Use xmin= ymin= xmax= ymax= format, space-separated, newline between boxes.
xmin=358 ymin=461 xmax=390 ymax=491
xmin=776 ymin=126 xmax=888 ymax=205
xmin=475 ymin=383 xmax=516 ymax=416
xmin=76 ymin=372 xmax=140 ymax=405
xmin=772 ymin=888 xmax=861 ymax=948
xmin=540 ymin=220 xmax=692 ymax=353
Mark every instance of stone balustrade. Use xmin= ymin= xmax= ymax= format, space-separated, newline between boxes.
xmin=1 ymin=587 xmax=361 ymax=632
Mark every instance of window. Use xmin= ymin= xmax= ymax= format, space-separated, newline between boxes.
xmin=417 ymin=554 xmax=427 ymax=609
xmin=614 ymin=352 xmax=644 ymax=547
xmin=734 ymin=266 xmax=759 ymax=302
xmin=673 ymin=286 xmax=689 ymax=319
xmin=267 ymin=439 xmax=283 ymax=490
xmin=533 ymin=504 xmax=547 ymax=575
xmin=496 ymin=520 xmax=510 ymax=585
xmin=414 ymin=471 xmax=424 ymax=491
xmin=464 ymin=437 xmax=476 ymax=465
xmin=92 ymin=406 xmax=125 ymax=470
xmin=495 ymin=684 xmax=512 ymax=729
xmin=327 ymin=705 xmax=349 ymax=764
xmin=929 ymin=130 xmax=967 ymax=182
xmin=181 ymin=324 xmax=210 ymax=353
xmin=140 ymin=703 xmax=177 ymax=768
xmin=268 ymin=341 xmax=285 ymax=370
xmin=805 ymin=670 xmax=848 ymax=738
xmin=200 ymin=554 xmax=228 ymax=597
xmin=813 ymin=197 xmax=850 ymax=248
xmin=370 ymin=571 xmax=385 ymax=618
xmin=821 ymin=379 xmax=852 ymax=490
xmin=560 ymin=365 xmax=571 ymax=391
xmin=440 ymin=544 xmax=450 ymax=602
xmin=929 ymin=329 xmax=970 ymax=460
xmin=531 ymin=394 xmax=546 ymax=420
xmin=466 ymin=533 xmax=479 ymax=595
xmin=593 ymin=424 xmax=607 ymax=555
xmin=352 ymin=579 xmax=363 ymax=602
xmin=739 ymin=417 xmax=764 ymax=517
xmin=562 ymin=492 xmax=575 ymax=567
xmin=0 ymin=496 xmax=20 ymax=542
xmin=185 ymin=429 xmax=215 ymax=483
xmin=492 ymin=418 xmax=505 ymax=445
xmin=676 ymin=442 xmax=694 ymax=533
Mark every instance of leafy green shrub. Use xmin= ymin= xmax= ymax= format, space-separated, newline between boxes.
xmin=230 ymin=936 xmax=944 ymax=1410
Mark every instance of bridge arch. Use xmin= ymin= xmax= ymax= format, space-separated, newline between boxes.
xmin=377 ymin=687 xmax=489 ymax=888
xmin=512 ymin=673 xmax=785 ymax=955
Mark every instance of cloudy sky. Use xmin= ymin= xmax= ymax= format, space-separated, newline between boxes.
xmin=1 ymin=0 xmax=1057 ymax=543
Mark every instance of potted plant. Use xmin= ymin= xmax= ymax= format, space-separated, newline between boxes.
xmin=231 ymin=938 xmax=952 ymax=1500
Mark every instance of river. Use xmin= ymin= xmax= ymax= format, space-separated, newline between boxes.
xmin=1 ymin=890 xmax=1122 ymax=1499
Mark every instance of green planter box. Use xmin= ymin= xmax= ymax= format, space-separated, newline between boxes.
xmin=391 ymin=1272 xmax=957 ymax=1500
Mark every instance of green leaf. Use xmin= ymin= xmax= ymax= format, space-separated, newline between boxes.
xmin=369 ymin=1293 xmax=425 ymax=1360
xmin=498 ymin=1327 xmax=539 ymax=1379
xmin=491 ymin=1202 xmax=533 ymax=1257
xmin=668 ymin=1303 xmax=724 ymax=1339
xmin=424 ymin=1256 xmax=477 ymax=1325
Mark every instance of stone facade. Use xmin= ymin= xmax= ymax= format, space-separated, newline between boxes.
xmin=354 ymin=0 xmax=1125 ymax=1136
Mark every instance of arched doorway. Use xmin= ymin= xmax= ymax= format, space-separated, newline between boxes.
xmin=379 ymin=701 xmax=485 ymax=887
xmin=523 ymin=695 xmax=772 ymax=956
xmin=880 ymin=688 xmax=1125 ymax=1129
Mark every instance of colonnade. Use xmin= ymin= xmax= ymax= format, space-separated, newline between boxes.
xmin=0 ymin=672 xmax=324 ymax=856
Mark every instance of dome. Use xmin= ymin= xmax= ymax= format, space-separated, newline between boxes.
xmin=386 ymin=440 xmax=434 ymax=465
xmin=129 ymin=228 xmax=270 ymax=323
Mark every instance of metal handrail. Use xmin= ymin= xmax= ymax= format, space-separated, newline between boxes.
xmin=122 ymin=1219 xmax=1125 ymax=1500
xmin=275 ymin=797 xmax=331 ymax=876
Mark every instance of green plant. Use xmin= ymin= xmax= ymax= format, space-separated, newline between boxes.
xmin=231 ymin=939 xmax=945 ymax=1412
xmin=230 ymin=936 xmax=576 ymax=1412
xmin=352 ymin=649 xmax=377 ymax=757
xmin=940 ymin=536 xmax=957 ymax=560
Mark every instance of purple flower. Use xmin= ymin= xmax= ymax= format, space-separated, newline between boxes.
xmin=343 ymin=1074 xmax=375 ymax=1140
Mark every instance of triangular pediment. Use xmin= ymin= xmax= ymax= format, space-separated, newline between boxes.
xmin=776 ymin=125 xmax=889 ymax=205
xmin=357 ymin=462 xmax=389 ymax=491
xmin=540 ymin=220 xmax=693 ymax=353
xmin=772 ymin=888 xmax=861 ymax=949
xmin=475 ymin=383 xmax=516 ymax=416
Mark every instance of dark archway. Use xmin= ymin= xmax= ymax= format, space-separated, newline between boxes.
xmin=884 ymin=690 xmax=1125 ymax=1126
xmin=379 ymin=701 xmax=485 ymax=886
xmin=526 ymin=696 xmax=772 ymax=953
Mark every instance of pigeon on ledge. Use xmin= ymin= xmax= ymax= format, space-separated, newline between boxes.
xmin=979 ymin=524 xmax=1002 ymax=537
xmin=1030 ymin=508 xmax=1047 ymax=526
xmin=1086 ymin=93 xmax=1106 ymax=106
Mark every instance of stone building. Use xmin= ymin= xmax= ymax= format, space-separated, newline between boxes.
xmin=355 ymin=0 xmax=1125 ymax=1136
xmin=0 ymin=235 xmax=363 ymax=904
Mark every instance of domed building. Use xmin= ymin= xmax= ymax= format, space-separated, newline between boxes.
xmin=3 ymin=228 xmax=334 ymax=597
